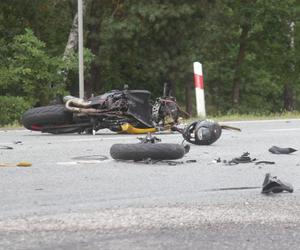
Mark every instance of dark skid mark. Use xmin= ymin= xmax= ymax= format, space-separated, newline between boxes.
xmin=0 ymin=146 xmax=13 ymax=150
xmin=205 ymin=186 xmax=260 ymax=192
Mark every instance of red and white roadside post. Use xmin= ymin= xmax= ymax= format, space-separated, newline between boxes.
xmin=193 ymin=62 xmax=206 ymax=117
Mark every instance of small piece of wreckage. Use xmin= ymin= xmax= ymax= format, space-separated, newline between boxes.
xmin=269 ymin=146 xmax=297 ymax=154
xmin=262 ymin=173 xmax=293 ymax=194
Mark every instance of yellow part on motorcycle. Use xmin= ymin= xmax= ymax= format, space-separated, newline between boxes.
xmin=120 ymin=123 xmax=157 ymax=134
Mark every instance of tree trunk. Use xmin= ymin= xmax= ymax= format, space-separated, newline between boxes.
xmin=63 ymin=0 xmax=88 ymax=59
xmin=185 ymin=77 xmax=193 ymax=115
xmin=63 ymin=12 xmax=79 ymax=59
xmin=232 ymin=24 xmax=250 ymax=106
xmin=283 ymin=84 xmax=295 ymax=111
xmin=283 ymin=22 xmax=296 ymax=111
xmin=85 ymin=0 xmax=104 ymax=97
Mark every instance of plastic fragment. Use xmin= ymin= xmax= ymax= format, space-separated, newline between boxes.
xmin=261 ymin=173 xmax=293 ymax=194
xmin=255 ymin=161 xmax=275 ymax=165
xmin=269 ymin=146 xmax=297 ymax=154
xmin=16 ymin=162 xmax=32 ymax=167
xmin=0 ymin=162 xmax=32 ymax=167
xmin=13 ymin=141 xmax=23 ymax=145
xmin=186 ymin=159 xmax=197 ymax=163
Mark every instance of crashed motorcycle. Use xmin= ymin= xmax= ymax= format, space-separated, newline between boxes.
xmin=22 ymin=86 xmax=188 ymax=134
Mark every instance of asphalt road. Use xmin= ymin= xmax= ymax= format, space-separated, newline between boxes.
xmin=1 ymin=119 xmax=300 ymax=250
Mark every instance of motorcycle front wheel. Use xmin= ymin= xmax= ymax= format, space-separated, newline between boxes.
xmin=110 ymin=143 xmax=186 ymax=161
xmin=22 ymin=105 xmax=73 ymax=131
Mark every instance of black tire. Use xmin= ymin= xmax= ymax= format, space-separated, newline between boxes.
xmin=110 ymin=143 xmax=186 ymax=161
xmin=22 ymin=105 xmax=73 ymax=131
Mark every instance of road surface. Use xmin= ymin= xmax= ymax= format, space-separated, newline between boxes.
xmin=0 ymin=119 xmax=300 ymax=249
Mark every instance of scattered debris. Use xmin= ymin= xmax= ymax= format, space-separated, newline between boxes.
xmin=17 ymin=162 xmax=32 ymax=167
xmin=227 ymin=152 xmax=256 ymax=165
xmin=166 ymin=160 xmax=184 ymax=166
xmin=0 ymin=162 xmax=32 ymax=168
xmin=131 ymin=158 xmax=196 ymax=165
xmin=0 ymin=146 xmax=13 ymax=150
xmin=269 ymin=146 xmax=297 ymax=154
xmin=13 ymin=141 xmax=23 ymax=145
xmin=255 ymin=161 xmax=275 ymax=165
xmin=137 ymin=132 xmax=161 ymax=143
xmin=211 ymin=153 xmax=276 ymax=166
xmin=186 ymin=159 xmax=197 ymax=163
xmin=212 ymin=157 xmax=222 ymax=163
xmin=262 ymin=173 xmax=293 ymax=194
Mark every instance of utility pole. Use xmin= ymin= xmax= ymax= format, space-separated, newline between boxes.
xmin=78 ymin=0 xmax=84 ymax=99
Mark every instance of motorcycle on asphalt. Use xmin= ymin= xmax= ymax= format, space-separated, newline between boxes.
xmin=22 ymin=84 xmax=188 ymax=134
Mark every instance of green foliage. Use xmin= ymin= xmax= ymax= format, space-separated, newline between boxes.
xmin=0 ymin=28 xmax=94 ymax=108
xmin=200 ymin=0 xmax=300 ymax=114
xmin=99 ymin=1 xmax=207 ymax=99
xmin=0 ymin=0 xmax=74 ymax=56
xmin=63 ymin=48 xmax=95 ymax=95
xmin=0 ymin=96 xmax=31 ymax=126
xmin=1 ymin=0 xmax=300 ymax=117
xmin=0 ymin=29 xmax=68 ymax=105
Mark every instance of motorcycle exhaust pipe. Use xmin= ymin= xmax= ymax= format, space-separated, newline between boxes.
xmin=65 ymin=97 xmax=99 ymax=113
xmin=63 ymin=96 xmax=91 ymax=107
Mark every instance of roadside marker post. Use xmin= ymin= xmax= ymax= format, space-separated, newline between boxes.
xmin=193 ymin=62 xmax=206 ymax=117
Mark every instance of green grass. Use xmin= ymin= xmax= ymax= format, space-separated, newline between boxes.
xmin=182 ymin=111 xmax=300 ymax=123
xmin=207 ymin=111 xmax=300 ymax=122
xmin=0 ymin=122 xmax=23 ymax=130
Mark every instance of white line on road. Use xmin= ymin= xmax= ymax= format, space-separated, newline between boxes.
xmin=264 ymin=128 xmax=300 ymax=132
xmin=222 ymin=118 xmax=300 ymax=124
xmin=57 ymin=159 xmax=113 ymax=165
xmin=67 ymin=134 xmax=180 ymax=142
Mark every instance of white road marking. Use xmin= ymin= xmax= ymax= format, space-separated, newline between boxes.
xmin=57 ymin=159 xmax=113 ymax=165
xmin=67 ymin=134 xmax=179 ymax=142
xmin=222 ymin=118 xmax=300 ymax=124
xmin=264 ymin=128 xmax=300 ymax=132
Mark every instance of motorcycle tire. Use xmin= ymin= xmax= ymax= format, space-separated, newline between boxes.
xmin=22 ymin=105 xmax=73 ymax=131
xmin=110 ymin=143 xmax=186 ymax=161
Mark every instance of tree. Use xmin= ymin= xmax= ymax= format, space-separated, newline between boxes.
xmin=1 ymin=29 xmax=68 ymax=105
xmin=1 ymin=0 xmax=300 ymax=118
xmin=95 ymin=0 xmax=212 ymax=115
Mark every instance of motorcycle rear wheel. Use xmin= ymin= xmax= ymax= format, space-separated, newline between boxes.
xmin=22 ymin=105 xmax=73 ymax=131
xmin=110 ymin=143 xmax=186 ymax=161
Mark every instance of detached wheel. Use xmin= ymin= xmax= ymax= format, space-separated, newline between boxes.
xmin=22 ymin=105 xmax=73 ymax=131
xmin=110 ymin=143 xmax=186 ymax=161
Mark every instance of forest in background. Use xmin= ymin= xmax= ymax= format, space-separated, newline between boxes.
xmin=0 ymin=0 xmax=299 ymax=125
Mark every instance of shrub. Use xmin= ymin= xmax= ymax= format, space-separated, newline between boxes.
xmin=0 ymin=96 xmax=31 ymax=126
